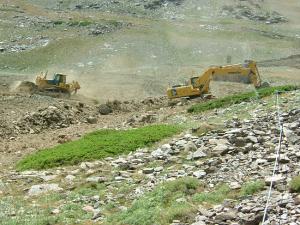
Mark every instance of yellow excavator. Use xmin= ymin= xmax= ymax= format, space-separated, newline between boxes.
xmin=17 ymin=72 xmax=80 ymax=98
xmin=167 ymin=60 xmax=264 ymax=99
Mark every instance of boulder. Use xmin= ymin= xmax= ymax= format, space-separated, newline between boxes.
xmin=28 ymin=183 xmax=63 ymax=196
xmin=98 ymin=104 xmax=112 ymax=115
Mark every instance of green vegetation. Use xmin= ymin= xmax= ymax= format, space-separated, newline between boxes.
xmin=193 ymin=184 xmax=231 ymax=204
xmin=67 ymin=20 xmax=93 ymax=27
xmin=16 ymin=125 xmax=182 ymax=171
xmin=188 ymin=85 xmax=299 ymax=113
xmin=290 ymin=176 xmax=300 ymax=193
xmin=240 ymin=180 xmax=265 ymax=196
xmin=0 ymin=192 xmax=95 ymax=225
xmin=107 ymin=177 xmax=200 ymax=225
xmin=53 ymin=20 xmax=64 ymax=25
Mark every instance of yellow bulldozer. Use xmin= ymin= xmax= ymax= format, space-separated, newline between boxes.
xmin=167 ymin=60 xmax=265 ymax=99
xmin=17 ymin=72 xmax=80 ymax=98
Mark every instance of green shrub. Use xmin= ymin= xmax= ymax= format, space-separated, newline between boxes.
xmin=16 ymin=125 xmax=182 ymax=170
xmin=240 ymin=180 xmax=265 ymax=196
xmin=67 ymin=20 xmax=92 ymax=27
xmin=290 ymin=176 xmax=300 ymax=193
xmin=188 ymin=85 xmax=299 ymax=113
xmin=53 ymin=20 xmax=64 ymax=25
xmin=107 ymin=177 xmax=200 ymax=225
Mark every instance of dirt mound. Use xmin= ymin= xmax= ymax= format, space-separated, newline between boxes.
xmin=0 ymin=93 xmax=97 ymax=138
xmin=15 ymin=81 xmax=37 ymax=93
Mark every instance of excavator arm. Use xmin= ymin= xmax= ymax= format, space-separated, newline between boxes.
xmin=167 ymin=60 xmax=262 ymax=99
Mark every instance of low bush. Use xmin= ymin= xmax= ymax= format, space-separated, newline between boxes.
xmin=188 ymin=85 xmax=299 ymax=113
xmin=240 ymin=180 xmax=265 ymax=196
xmin=193 ymin=184 xmax=231 ymax=204
xmin=68 ymin=20 xmax=93 ymax=27
xmin=290 ymin=176 xmax=300 ymax=193
xmin=16 ymin=125 xmax=182 ymax=170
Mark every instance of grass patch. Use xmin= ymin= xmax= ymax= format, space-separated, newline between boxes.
xmin=240 ymin=180 xmax=265 ymax=196
xmin=193 ymin=184 xmax=232 ymax=204
xmin=290 ymin=176 xmax=300 ymax=193
xmin=67 ymin=20 xmax=93 ymax=27
xmin=16 ymin=125 xmax=182 ymax=171
xmin=106 ymin=177 xmax=200 ymax=225
xmin=188 ymin=85 xmax=299 ymax=113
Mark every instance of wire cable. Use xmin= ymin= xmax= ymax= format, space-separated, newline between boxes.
xmin=261 ymin=91 xmax=284 ymax=224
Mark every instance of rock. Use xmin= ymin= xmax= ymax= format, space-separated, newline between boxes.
xmin=82 ymin=205 xmax=94 ymax=213
xmin=92 ymin=209 xmax=102 ymax=220
xmin=80 ymin=162 xmax=88 ymax=170
xmin=65 ymin=175 xmax=76 ymax=182
xmin=175 ymin=197 xmax=186 ymax=203
xmin=209 ymin=138 xmax=230 ymax=145
xmin=143 ymin=168 xmax=154 ymax=174
xmin=176 ymin=139 xmax=187 ymax=147
xmin=28 ymin=184 xmax=63 ymax=196
xmin=193 ymin=170 xmax=206 ymax=179
xmin=51 ymin=208 xmax=60 ymax=214
xmin=230 ymin=182 xmax=241 ymax=190
xmin=184 ymin=141 xmax=197 ymax=152
xmin=232 ymin=137 xmax=246 ymax=147
xmin=198 ymin=206 xmax=214 ymax=217
xmin=265 ymin=174 xmax=285 ymax=185
xmin=40 ymin=175 xmax=57 ymax=182
xmin=154 ymin=166 xmax=164 ymax=172
xmin=192 ymin=149 xmax=207 ymax=159
xmin=294 ymin=195 xmax=300 ymax=205
xmin=191 ymin=222 xmax=206 ymax=225
xmin=98 ymin=104 xmax=112 ymax=115
xmin=240 ymin=212 xmax=264 ymax=225
xmin=256 ymin=159 xmax=267 ymax=164
xmin=86 ymin=176 xmax=106 ymax=183
xmin=151 ymin=148 xmax=168 ymax=159
xmin=247 ymin=136 xmax=258 ymax=143
xmin=215 ymin=210 xmax=237 ymax=221
xmin=87 ymin=116 xmax=97 ymax=124
xmin=267 ymin=153 xmax=279 ymax=162
xmin=279 ymin=154 xmax=290 ymax=163
xmin=212 ymin=144 xmax=229 ymax=155
xmin=161 ymin=144 xmax=171 ymax=151
xmin=115 ymin=176 xmax=126 ymax=181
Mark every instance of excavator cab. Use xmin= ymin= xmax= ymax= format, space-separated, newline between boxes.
xmin=190 ymin=77 xmax=199 ymax=87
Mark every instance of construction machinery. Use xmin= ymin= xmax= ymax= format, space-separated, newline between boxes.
xmin=167 ymin=60 xmax=263 ymax=99
xmin=17 ymin=72 xmax=80 ymax=98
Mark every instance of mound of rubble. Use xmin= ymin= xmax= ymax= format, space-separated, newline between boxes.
xmin=222 ymin=4 xmax=288 ymax=24
xmin=98 ymin=96 xmax=169 ymax=115
xmin=0 ymin=94 xmax=98 ymax=138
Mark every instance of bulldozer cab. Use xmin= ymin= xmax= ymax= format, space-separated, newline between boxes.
xmin=52 ymin=74 xmax=66 ymax=85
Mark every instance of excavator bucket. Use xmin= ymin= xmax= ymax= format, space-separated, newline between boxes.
xmin=210 ymin=60 xmax=262 ymax=88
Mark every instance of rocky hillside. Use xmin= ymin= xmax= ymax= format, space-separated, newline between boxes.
xmin=0 ymin=90 xmax=299 ymax=224
xmin=0 ymin=1 xmax=300 ymax=224
xmin=0 ymin=0 xmax=299 ymax=100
